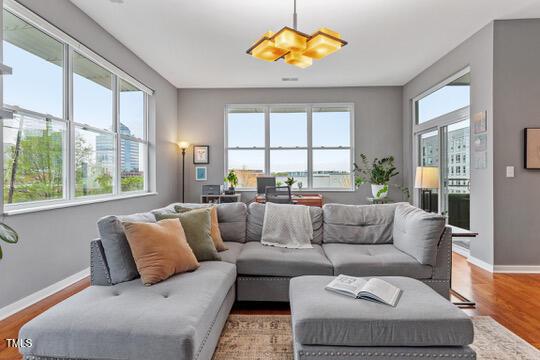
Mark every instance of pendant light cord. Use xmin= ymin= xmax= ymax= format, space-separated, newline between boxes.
xmin=293 ymin=0 xmax=298 ymax=29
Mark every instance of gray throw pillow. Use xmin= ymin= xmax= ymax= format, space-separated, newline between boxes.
xmin=97 ymin=212 xmax=156 ymax=284
xmin=155 ymin=209 xmax=221 ymax=261
xmin=392 ymin=204 xmax=446 ymax=266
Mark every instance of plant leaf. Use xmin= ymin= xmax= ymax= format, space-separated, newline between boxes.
xmin=376 ymin=184 xmax=389 ymax=198
xmin=0 ymin=223 xmax=18 ymax=244
xmin=0 ymin=245 xmax=2 ymax=259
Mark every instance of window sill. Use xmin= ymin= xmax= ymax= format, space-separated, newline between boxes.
xmin=3 ymin=192 xmax=158 ymax=216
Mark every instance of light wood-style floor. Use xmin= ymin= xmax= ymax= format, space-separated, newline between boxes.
xmin=1 ymin=253 xmax=539 ymax=359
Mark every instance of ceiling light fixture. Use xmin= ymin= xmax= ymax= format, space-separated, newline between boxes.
xmin=246 ymin=0 xmax=347 ymax=69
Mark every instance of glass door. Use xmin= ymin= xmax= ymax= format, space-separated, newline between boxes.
xmin=442 ymin=119 xmax=470 ymax=229
xmin=418 ymin=130 xmax=440 ymax=213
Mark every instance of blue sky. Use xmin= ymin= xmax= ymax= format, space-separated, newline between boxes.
xmin=418 ymin=85 xmax=470 ymax=123
xmin=3 ymin=41 xmax=145 ymax=139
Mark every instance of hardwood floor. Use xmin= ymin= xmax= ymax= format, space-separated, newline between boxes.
xmin=451 ymin=253 xmax=540 ymax=349
xmin=1 ymin=253 xmax=539 ymax=359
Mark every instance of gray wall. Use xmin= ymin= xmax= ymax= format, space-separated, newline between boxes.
xmin=492 ymin=19 xmax=540 ymax=266
xmin=177 ymin=87 xmax=404 ymax=205
xmin=0 ymin=0 xmax=179 ymax=308
xmin=402 ymin=23 xmax=495 ymax=266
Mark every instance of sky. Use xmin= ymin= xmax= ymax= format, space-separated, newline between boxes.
xmin=3 ymin=41 xmax=145 ymax=140
xmin=418 ymin=85 xmax=470 ymax=123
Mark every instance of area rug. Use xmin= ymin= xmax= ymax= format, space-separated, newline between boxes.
xmin=212 ymin=314 xmax=540 ymax=360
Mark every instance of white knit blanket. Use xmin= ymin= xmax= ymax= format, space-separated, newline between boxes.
xmin=261 ymin=202 xmax=313 ymax=249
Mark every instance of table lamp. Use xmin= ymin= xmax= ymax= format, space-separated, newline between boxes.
xmin=414 ymin=166 xmax=439 ymax=212
xmin=178 ymin=141 xmax=190 ymax=202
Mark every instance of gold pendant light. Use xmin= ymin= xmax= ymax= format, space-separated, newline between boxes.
xmin=246 ymin=0 xmax=348 ymax=69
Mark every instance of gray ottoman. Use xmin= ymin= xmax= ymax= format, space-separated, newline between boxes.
xmin=290 ymin=276 xmax=476 ymax=360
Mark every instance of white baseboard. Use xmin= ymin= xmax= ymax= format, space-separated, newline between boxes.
xmin=467 ymin=255 xmax=494 ymax=272
xmin=494 ymin=265 xmax=540 ymax=273
xmin=452 ymin=244 xmax=470 ymax=257
xmin=0 ymin=267 xmax=89 ymax=321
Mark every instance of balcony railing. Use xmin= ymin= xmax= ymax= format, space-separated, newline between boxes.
xmin=421 ymin=178 xmax=470 ymax=230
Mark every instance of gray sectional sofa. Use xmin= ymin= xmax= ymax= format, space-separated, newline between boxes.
xmin=20 ymin=201 xmax=451 ymax=360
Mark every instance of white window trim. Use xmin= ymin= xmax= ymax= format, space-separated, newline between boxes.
xmin=2 ymin=2 xmax=154 ymax=214
xmin=224 ymin=103 xmax=355 ymax=192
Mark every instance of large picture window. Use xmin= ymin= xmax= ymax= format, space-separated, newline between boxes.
xmin=225 ymin=104 xmax=354 ymax=190
xmin=2 ymin=5 xmax=152 ymax=211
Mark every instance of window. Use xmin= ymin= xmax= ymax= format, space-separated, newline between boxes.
xmin=270 ymin=107 xmax=308 ymax=188
xmin=73 ymin=52 xmax=113 ymax=131
xmin=3 ymin=10 xmax=63 ymax=117
xmin=226 ymin=107 xmax=265 ymax=188
xmin=119 ymin=80 xmax=146 ymax=192
xmin=225 ymin=104 xmax=353 ymax=190
xmin=416 ymin=73 xmax=470 ymax=124
xmin=3 ymin=114 xmax=66 ymax=204
xmin=414 ymin=69 xmax=470 ymax=230
xmin=2 ymin=5 xmax=151 ymax=211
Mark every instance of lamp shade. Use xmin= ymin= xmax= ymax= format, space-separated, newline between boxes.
xmin=303 ymin=28 xmax=343 ymax=60
xmin=284 ymin=51 xmax=312 ymax=68
xmin=178 ymin=141 xmax=190 ymax=150
xmin=414 ymin=167 xmax=439 ymax=189
xmin=274 ymin=27 xmax=309 ymax=52
xmin=249 ymin=31 xmax=288 ymax=62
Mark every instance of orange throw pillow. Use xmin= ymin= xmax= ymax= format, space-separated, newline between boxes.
xmin=175 ymin=205 xmax=227 ymax=252
xmin=123 ymin=219 xmax=199 ymax=285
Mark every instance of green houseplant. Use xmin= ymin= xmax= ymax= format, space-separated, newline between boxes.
xmin=284 ymin=177 xmax=296 ymax=188
xmin=224 ymin=170 xmax=239 ymax=194
xmin=0 ymin=223 xmax=18 ymax=259
xmin=354 ymin=154 xmax=399 ymax=199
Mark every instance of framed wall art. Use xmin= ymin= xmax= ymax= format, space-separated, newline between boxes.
xmin=193 ymin=145 xmax=209 ymax=164
xmin=524 ymin=128 xmax=540 ymax=169
xmin=195 ymin=166 xmax=207 ymax=181
xmin=472 ymin=111 xmax=487 ymax=134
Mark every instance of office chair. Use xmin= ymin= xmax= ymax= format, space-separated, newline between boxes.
xmin=265 ymin=186 xmax=292 ymax=204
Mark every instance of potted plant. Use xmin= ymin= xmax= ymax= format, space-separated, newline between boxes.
xmin=0 ymin=223 xmax=18 ymax=259
xmin=224 ymin=170 xmax=239 ymax=194
xmin=284 ymin=177 xmax=296 ymax=188
xmin=354 ymin=154 xmax=399 ymax=199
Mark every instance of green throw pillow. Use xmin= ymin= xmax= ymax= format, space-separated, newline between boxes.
xmin=155 ymin=208 xmax=220 ymax=261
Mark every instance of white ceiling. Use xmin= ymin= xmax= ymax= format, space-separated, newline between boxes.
xmin=70 ymin=0 xmax=540 ymax=88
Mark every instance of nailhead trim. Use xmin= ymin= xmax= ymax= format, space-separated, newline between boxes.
xmin=238 ymin=276 xmax=291 ymax=281
xmin=298 ymin=350 xmax=475 ymax=358
xmin=194 ymin=306 xmax=220 ymax=360
xmin=90 ymin=241 xmax=112 ymax=286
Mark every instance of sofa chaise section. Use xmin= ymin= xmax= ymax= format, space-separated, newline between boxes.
xmin=20 ymin=262 xmax=237 ymax=360
xmin=321 ymin=203 xmax=451 ymax=298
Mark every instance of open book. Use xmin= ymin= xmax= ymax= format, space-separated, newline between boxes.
xmin=325 ymin=275 xmax=402 ymax=307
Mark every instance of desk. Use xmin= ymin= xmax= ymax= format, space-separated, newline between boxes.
xmin=201 ymin=194 xmax=241 ymax=204
xmin=255 ymin=194 xmax=323 ymax=207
